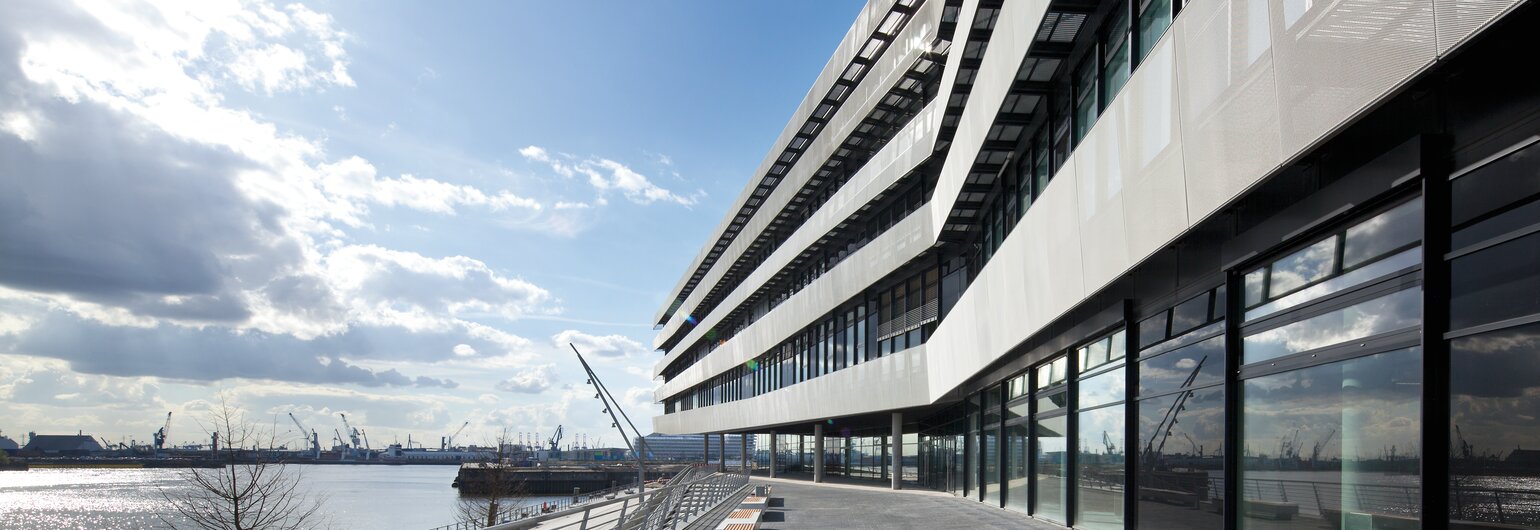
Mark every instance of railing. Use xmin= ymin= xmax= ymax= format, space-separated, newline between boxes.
xmin=1452 ymin=486 xmax=1540 ymax=527
xmin=428 ymin=471 xmax=750 ymax=530
xmin=425 ymin=481 xmax=646 ymax=530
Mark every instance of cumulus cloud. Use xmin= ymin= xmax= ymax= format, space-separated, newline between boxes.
xmin=0 ymin=0 xmax=555 ymax=390
xmin=554 ymin=330 xmax=650 ymax=358
xmin=496 ymin=364 xmax=555 ymax=394
xmin=520 ymin=145 xmax=702 ymax=206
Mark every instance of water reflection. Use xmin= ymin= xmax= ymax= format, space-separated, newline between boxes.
xmin=1241 ymin=348 xmax=1423 ymax=528
xmin=1452 ymin=322 xmax=1540 ymax=527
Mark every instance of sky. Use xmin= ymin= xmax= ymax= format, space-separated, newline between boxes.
xmin=0 ymin=0 xmax=865 ymax=451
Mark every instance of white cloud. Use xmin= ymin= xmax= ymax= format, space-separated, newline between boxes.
xmin=452 ymin=344 xmax=477 ymax=357
xmin=318 ymin=156 xmax=541 ymax=226
xmin=553 ymin=329 xmax=649 ymax=358
xmin=496 ymin=364 xmax=555 ymax=394
xmin=521 ymin=145 xmax=701 ymax=206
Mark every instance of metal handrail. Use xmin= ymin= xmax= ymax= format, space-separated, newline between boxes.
xmin=432 ymin=472 xmax=748 ymax=530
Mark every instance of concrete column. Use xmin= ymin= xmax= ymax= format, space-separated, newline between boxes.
xmin=740 ymin=434 xmax=749 ymax=472
xmin=813 ymin=423 xmax=825 ymax=483
xmin=703 ymin=434 xmax=711 ymax=465
xmin=769 ymin=432 xmax=778 ymax=478
xmin=717 ymin=433 xmax=726 ymax=472
xmin=891 ymin=412 xmax=903 ymax=490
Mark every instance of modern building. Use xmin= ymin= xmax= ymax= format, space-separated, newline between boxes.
xmin=651 ymin=0 xmax=1540 ymax=528
xmin=635 ymin=433 xmax=753 ymax=462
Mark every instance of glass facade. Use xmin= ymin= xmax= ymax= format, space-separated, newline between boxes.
xmin=665 ymin=4 xmax=1540 ymax=530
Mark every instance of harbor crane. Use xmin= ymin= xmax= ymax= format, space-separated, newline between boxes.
xmin=442 ymin=421 xmax=469 ymax=450
xmin=548 ymin=425 xmax=564 ymax=452
xmin=288 ymin=412 xmax=321 ymax=458
xmin=152 ymin=412 xmax=172 ymax=452
xmin=1310 ymin=429 xmax=1336 ymax=466
xmin=340 ymin=413 xmax=364 ymax=457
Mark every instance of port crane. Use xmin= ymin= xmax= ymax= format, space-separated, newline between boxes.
xmin=442 ymin=421 xmax=469 ymax=450
xmin=548 ymin=425 xmax=564 ymax=452
xmin=152 ymin=412 xmax=172 ymax=452
xmin=1310 ymin=429 xmax=1336 ymax=466
xmin=340 ymin=413 xmax=365 ymax=458
xmin=288 ymin=412 xmax=321 ymax=458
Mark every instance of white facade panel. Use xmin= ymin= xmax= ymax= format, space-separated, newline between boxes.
xmin=655 ymin=344 xmax=931 ymax=435
xmin=925 ymin=158 xmax=1085 ymax=402
xmin=1117 ymin=38 xmax=1191 ymax=262
xmin=653 ymin=1 xmax=944 ymax=349
xmin=929 ymin=0 xmax=1052 ymax=239
xmin=1268 ymin=0 xmax=1436 ymax=156
xmin=651 ymin=102 xmax=943 ymax=379
xmin=1434 ymin=0 xmax=1525 ymax=55
xmin=655 ymin=0 xmax=901 ymax=325
xmin=656 ymin=207 xmax=935 ymax=401
xmin=1075 ymin=98 xmax=1133 ymax=295
xmin=1174 ymin=0 xmax=1285 ymax=222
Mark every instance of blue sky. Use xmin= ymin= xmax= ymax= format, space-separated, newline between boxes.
xmin=0 ymin=0 xmax=864 ymax=449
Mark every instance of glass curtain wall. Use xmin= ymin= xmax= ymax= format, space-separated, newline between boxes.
xmin=1006 ymin=374 xmax=1032 ymax=513
xmin=1076 ymin=330 xmax=1128 ymax=530
xmin=1447 ymin=137 xmax=1540 ymax=527
xmin=1238 ymin=198 xmax=1426 ymax=529
xmin=1134 ymin=285 xmax=1226 ymax=529
xmin=983 ymin=385 xmax=1003 ymax=505
xmin=1034 ymin=356 xmax=1071 ymax=523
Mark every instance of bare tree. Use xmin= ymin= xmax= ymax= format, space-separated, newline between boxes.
xmin=457 ymin=428 xmax=528 ymax=528
xmin=160 ymin=396 xmax=329 ymax=530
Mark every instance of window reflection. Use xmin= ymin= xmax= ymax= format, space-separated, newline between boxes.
xmin=1005 ymin=421 xmax=1031 ymax=513
xmin=1451 ymin=231 xmax=1540 ymax=332
xmin=1077 ymin=405 xmax=1126 ymax=529
xmin=1268 ymin=238 xmax=1338 ymax=297
xmin=1241 ymin=348 xmax=1423 ymax=528
xmin=1080 ymin=368 xmax=1127 ymax=408
xmin=1138 ymin=388 xmax=1224 ymax=530
xmin=1034 ymin=415 xmax=1069 ymax=523
xmin=1243 ymin=288 xmax=1421 ymax=364
xmin=1141 ymin=335 xmax=1225 ymax=396
xmin=1342 ymin=199 xmax=1422 ymax=269
xmin=1451 ymin=322 xmax=1540 ymax=527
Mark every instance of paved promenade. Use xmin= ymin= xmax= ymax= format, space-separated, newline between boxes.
xmin=753 ymin=474 xmax=1063 ymax=530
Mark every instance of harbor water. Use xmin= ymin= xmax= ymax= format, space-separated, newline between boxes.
xmin=0 ymin=465 xmax=567 ymax=529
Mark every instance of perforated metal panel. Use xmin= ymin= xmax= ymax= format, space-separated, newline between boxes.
xmin=1175 ymin=0 xmax=1286 ymax=222
xmin=1435 ymin=0 xmax=1524 ymax=55
xmin=1269 ymin=0 xmax=1437 ymax=155
xmin=1117 ymin=38 xmax=1191 ymax=263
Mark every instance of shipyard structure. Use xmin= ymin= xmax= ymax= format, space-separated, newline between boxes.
xmin=651 ymin=0 xmax=1540 ymax=528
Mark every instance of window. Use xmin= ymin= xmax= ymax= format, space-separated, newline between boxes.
xmin=1074 ymin=57 xmax=1099 ymax=143
xmin=1033 ymin=415 xmax=1069 ymax=523
xmin=1446 ymin=137 xmax=1540 ymax=527
xmin=1238 ymin=198 xmax=1424 ymax=529
xmin=1102 ymin=8 xmax=1132 ymax=106
xmin=1241 ymin=347 xmax=1423 ymax=525
xmin=1244 ymin=199 xmax=1423 ymax=321
xmin=1136 ymin=0 xmax=1173 ymax=62
xmin=1076 ymin=330 xmax=1127 ymax=530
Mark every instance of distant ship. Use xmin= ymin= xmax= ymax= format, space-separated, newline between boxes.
xmin=379 ymin=443 xmax=493 ymax=463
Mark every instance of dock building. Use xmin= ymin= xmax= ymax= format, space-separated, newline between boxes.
xmin=650 ymin=0 xmax=1540 ymax=528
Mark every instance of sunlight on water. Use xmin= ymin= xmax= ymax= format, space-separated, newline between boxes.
xmin=0 ymin=465 xmax=524 ymax=530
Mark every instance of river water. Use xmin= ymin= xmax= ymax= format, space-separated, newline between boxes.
xmin=0 ymin=465 xmax=564 ymax=529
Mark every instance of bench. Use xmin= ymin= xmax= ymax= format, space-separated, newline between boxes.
xmin=1243 ymin=500 xmax=1300 ymax=520
xmin=1139 ymin=487 xmax=1201 ymax=507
